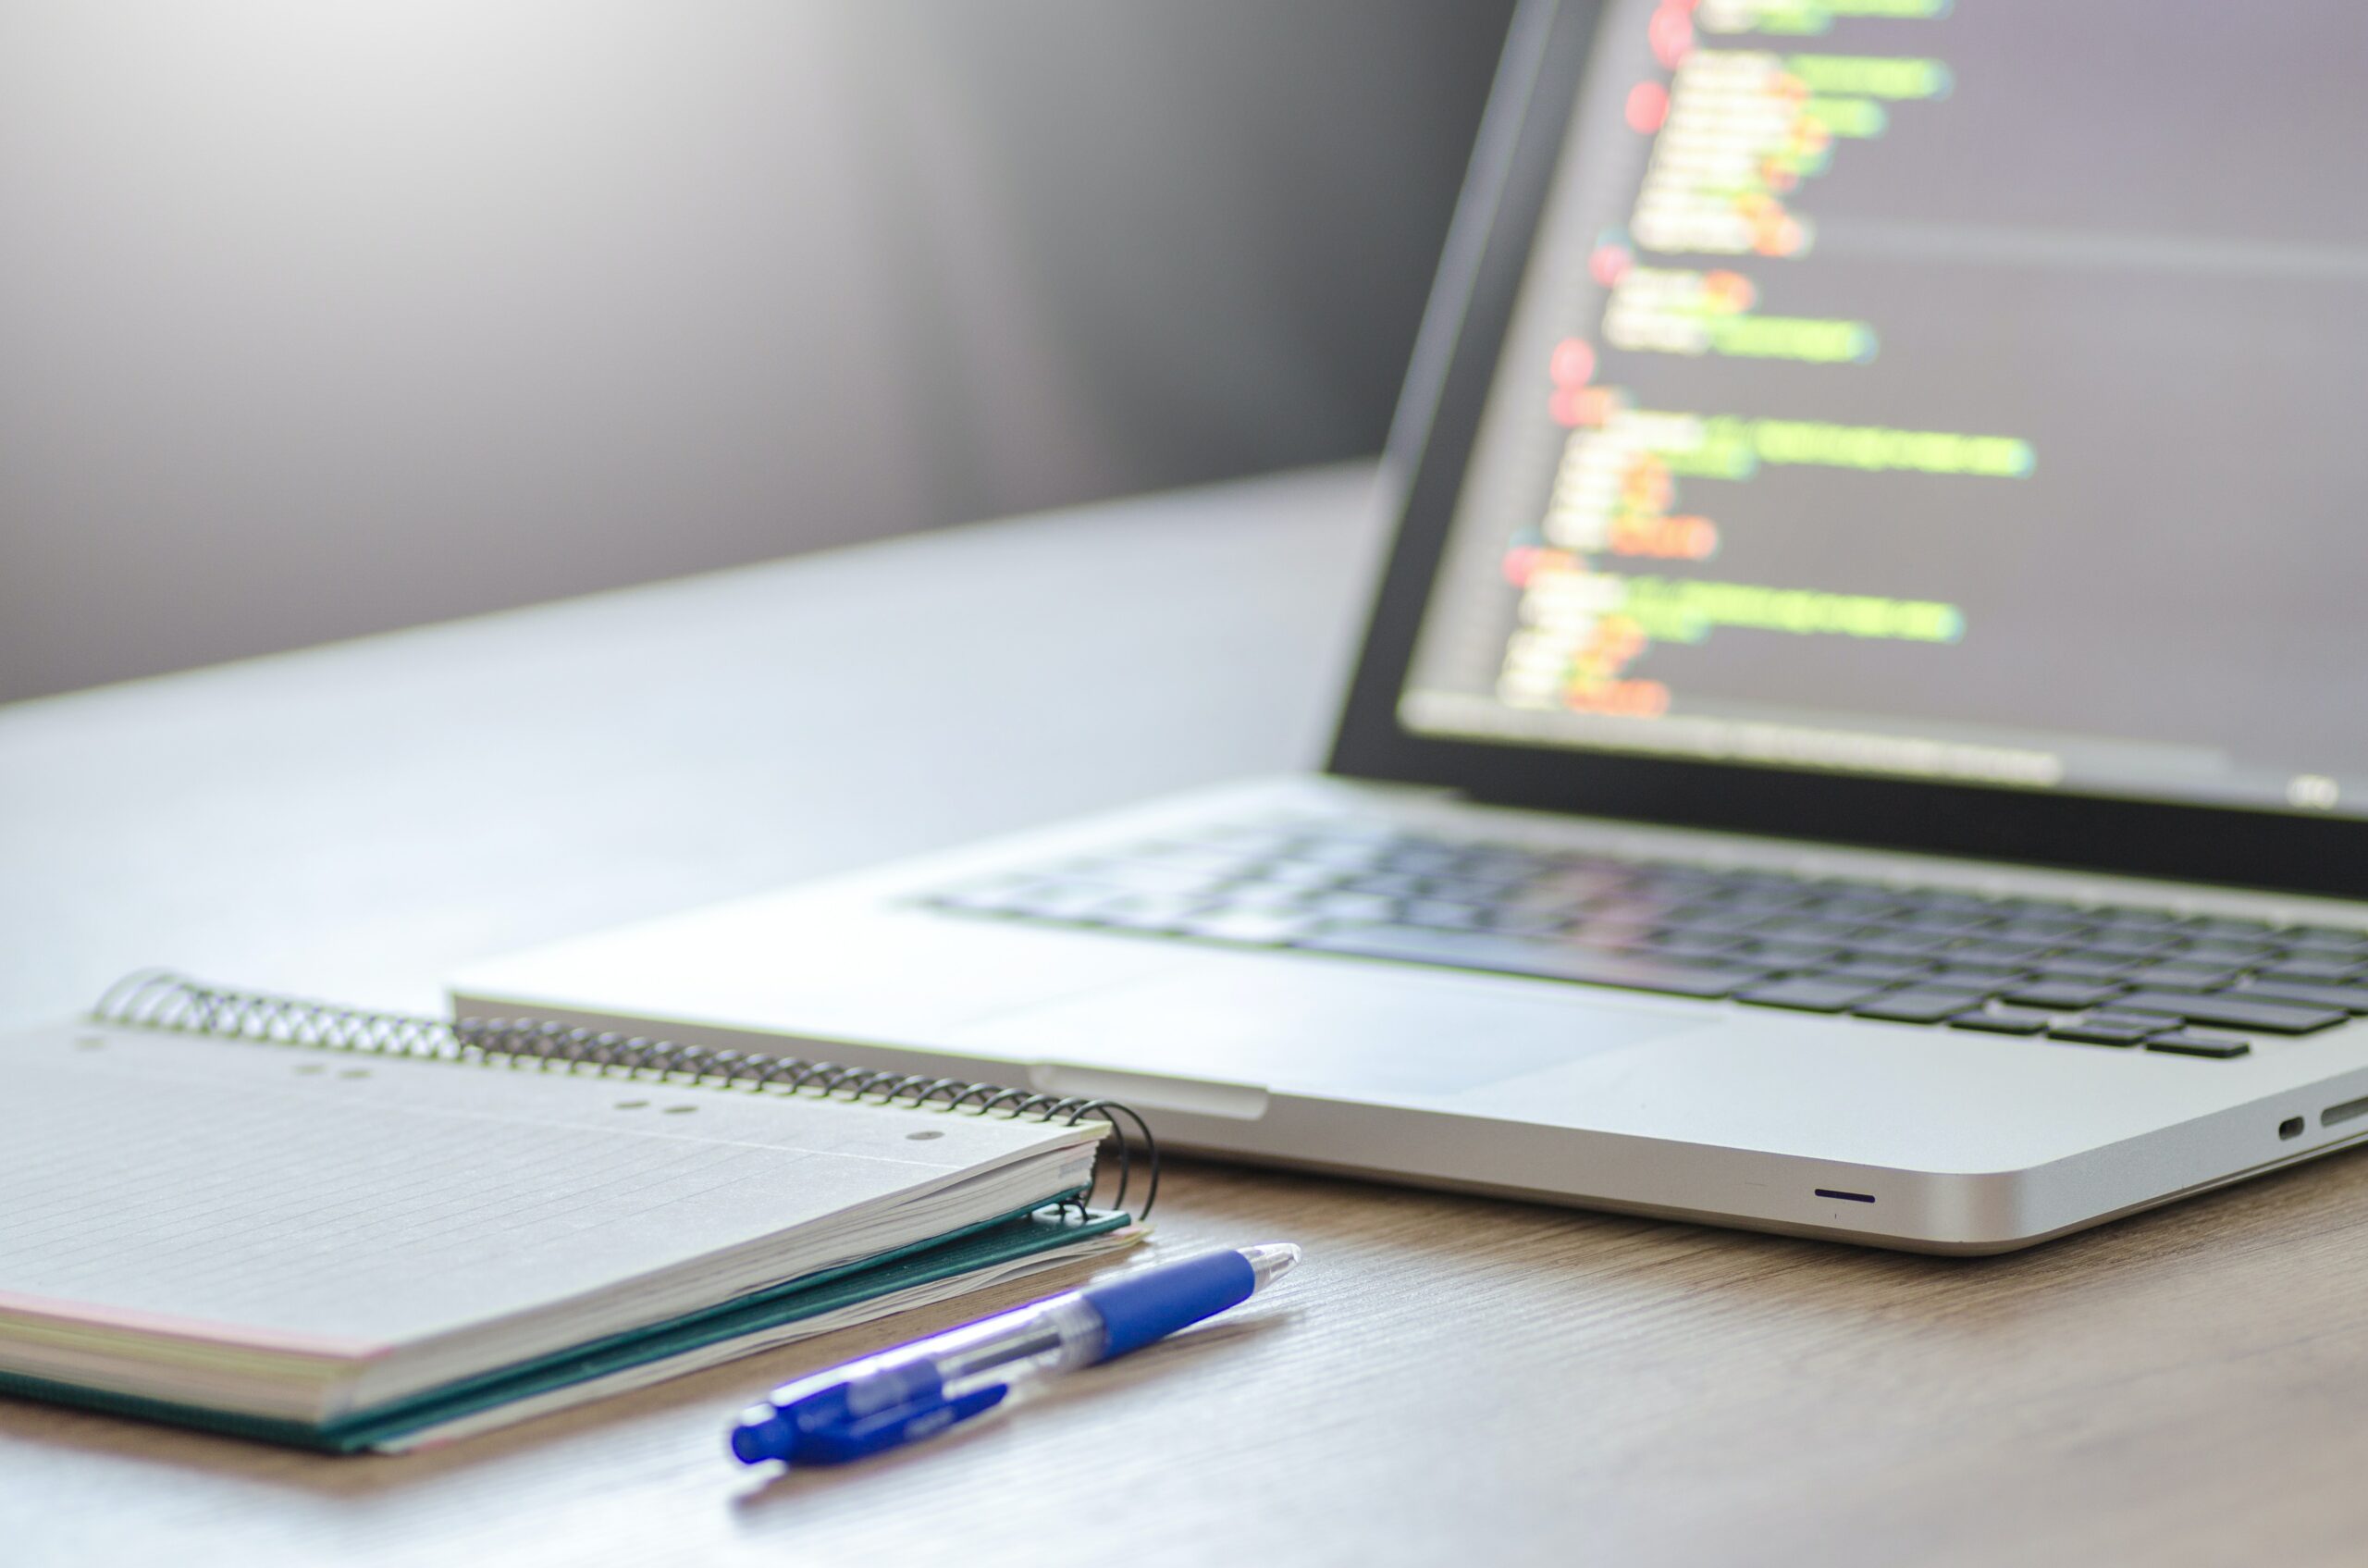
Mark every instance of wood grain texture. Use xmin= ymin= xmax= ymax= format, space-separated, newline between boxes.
xmin=6 ymin=463 xmax=2368 ymax=1566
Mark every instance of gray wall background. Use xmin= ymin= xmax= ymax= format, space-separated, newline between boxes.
xmin=0 ymin=1 xmax=1511 ymax=702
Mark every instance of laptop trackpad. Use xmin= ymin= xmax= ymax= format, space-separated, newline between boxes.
xmin=947 ymin=960 xmax=1707 ymax=1102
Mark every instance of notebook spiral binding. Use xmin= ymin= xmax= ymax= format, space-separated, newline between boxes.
xmin=94 ymin=969 xmax=1158 ymax=1219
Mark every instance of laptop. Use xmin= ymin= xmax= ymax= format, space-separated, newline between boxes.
xmin=453 ymin=0 xmax=2368 ymax=1253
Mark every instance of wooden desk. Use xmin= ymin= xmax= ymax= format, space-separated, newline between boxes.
xmin=6 ymin=463 xmax=2366 ymax=1565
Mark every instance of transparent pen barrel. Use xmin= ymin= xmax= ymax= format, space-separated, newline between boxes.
xmin=930 ymin=1294 xmax=1108 ymax=1399
xmin=794 ymin=1292 xmax=1108 ymax=1414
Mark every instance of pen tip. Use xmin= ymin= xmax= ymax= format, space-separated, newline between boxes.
xmin=1239 ymin=1241 xmax=1301 ymax=1289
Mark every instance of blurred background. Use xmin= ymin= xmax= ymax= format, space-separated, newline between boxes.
xmin=0 ymin=0 xmax=1514 ymax=703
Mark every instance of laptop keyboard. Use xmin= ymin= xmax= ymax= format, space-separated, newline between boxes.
xmin=919 ymin=818 xmax=2368 ymax=1059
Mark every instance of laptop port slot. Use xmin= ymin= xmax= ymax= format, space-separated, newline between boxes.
xmin=2279 ymin=1117 xmax=2304 ymax=1140
xmin=2321 ymin=1095 xmax=2368 ymax=1129
xmin=1814 ymin=1189 xmax=1875 ymax=1204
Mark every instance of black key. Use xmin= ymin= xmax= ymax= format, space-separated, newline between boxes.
xmin=1293 ymin=925 xmax=1771 ymax=997
xmin=1714 ymin=889 xmax=1823 ymax=916
xmin=1948 ymin=1006 xmax=2057 ymax=1036
xmin=1815 ymin=897 xmax=1910 ymax=922
xmin=2235 ymin=980 xmax=2368 ymax=1014
xmin=1989 ymin=918 xmax=2097 ymax=943
xmin=2048 ymin=1019 xmax=2157 ymax=1047
xmin=1634 ymin=864 xmax=1725 ymax=890
xmin=1900 ymin=890 xmax=2004 ymax=913
xmin=2181 ymin=916 xmax=2278 ymax=939
xmin=1926 ymin=959 xmax=2034 ymax=983
xmin=1734 ymin=977 xmax=1888 ymax=1013
xmin=2082 ymin=1010 xmax=2189 ymax=1031
xmin=1894 ymin=910 xmax=2002 ymax=938
xmin=1439 ymin=858 xmax=1538 ymax=889
xmin=1949 ymin=939 xmax=2065 ymax=964
xmin=2109 ymin=990 xmax=2348 ymax=1034
xmin=1664 ymin=906 xmax=1785 ymax=935
xmin=1416 ymin=877 xmax=1523 ymax=907
xmin=1854 ymin=988 xmax=1990 ymax=1024
xmin=2281 ymin=926 xmax=2368 ymax=955
xmin=2145 ymin=1029 xmax=2252 ymax=1059
xmin=1714 ymin=865 xmax=1804 ymax=886
xmin=2029 ymin=955 xmax=2140 ymax=981
xmin=1585 ymin=896 xmax=1692 ymax=930
xmin=1840 ymin=932 xmax=1959 ymax=960
xmin=2089 ymin=907 xmax=2188 ymax=932
xmin=1797 ymin=876 xmax=1880 ymax=900
xmin=1523 ymin=869 xmax=1642 ymax=905
xmin=2069 ymin=932 xmax=2187 ymax=959
xmin=2004 ymin=981 xmax=2128 ymax=1010
xmin=2257 ymin=957 xmax=2365 ymax=982
xmin=2009 ymin=907 xmax=2089 ymax=928
xmin=2177 ymin=939 xmax=2283 ymax=965
xmin=1744 ymin=939 xmax=1849 ymax=968
xmin=1814 ymin=957 xmax=1936 ymax=982
xmin=1755 ymin=918 xmax=1883 ymax=945
xmin=2122 ymin=960 xmax=2248 ymax=990
xmin=1563 ymin=918 xmax=1662 ymax=952
xmin=1493 ymin=887 xmax=1593 ymax=920
xmin=1485 ymin=909 xmax=1575 ymax=938
xmin=1646 ymin=928 xmax=1754 ymax=958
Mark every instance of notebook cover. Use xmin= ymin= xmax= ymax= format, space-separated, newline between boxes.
xmin=0 ymin=1199 xmax=1128 ymax=1453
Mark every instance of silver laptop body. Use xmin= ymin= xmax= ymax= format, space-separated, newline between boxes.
xmin=455 ymin=0 xmax=2368 ymax=1252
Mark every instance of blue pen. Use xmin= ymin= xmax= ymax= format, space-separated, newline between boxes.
xmin=728 ymin=1242 xmax=1301 ymax=1467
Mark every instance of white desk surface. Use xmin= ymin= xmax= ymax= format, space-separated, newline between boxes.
xmin=7 ymin=463 xmax=2368 ymax=1566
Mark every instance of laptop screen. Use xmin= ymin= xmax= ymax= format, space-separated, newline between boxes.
xmin=1397 ymin=0 xmax=2368 ymax=824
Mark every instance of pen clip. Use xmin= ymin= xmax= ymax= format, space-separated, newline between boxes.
xmin=796 ymin=1382 xmax=1010 ymax=1464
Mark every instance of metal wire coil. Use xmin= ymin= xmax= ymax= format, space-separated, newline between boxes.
xmin=94 ymin=969 xmax=1157 ymax=1217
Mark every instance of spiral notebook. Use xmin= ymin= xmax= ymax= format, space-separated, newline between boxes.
xmin=0 ymin=973 xmax=1154 ymax=1453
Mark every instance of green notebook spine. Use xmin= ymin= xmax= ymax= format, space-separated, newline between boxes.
xmin=0 ymin=1204 xmax=1134 ymax=1452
